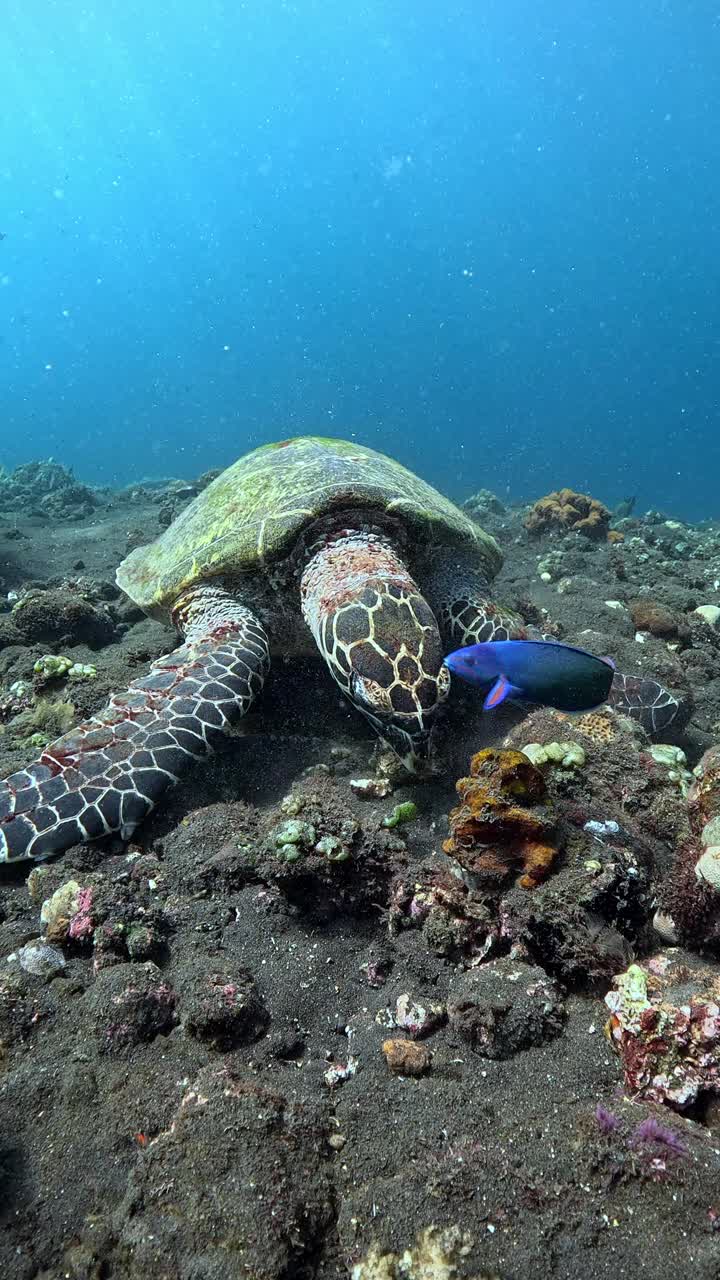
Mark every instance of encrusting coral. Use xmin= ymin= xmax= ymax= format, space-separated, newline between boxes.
xmin=524 ymin=487 xmax=610 ymax=540
xmin=442 ymin=748 xmax=559 ymax=889
xmin=557 ymin=708 xmax=619 ymax=745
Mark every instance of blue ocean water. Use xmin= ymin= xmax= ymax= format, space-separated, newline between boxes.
xmin=1 ymin=1 xmax=717 ymax=519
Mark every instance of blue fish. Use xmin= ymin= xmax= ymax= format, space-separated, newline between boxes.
xmin=444 ymin=639 xmax=615 ymax=713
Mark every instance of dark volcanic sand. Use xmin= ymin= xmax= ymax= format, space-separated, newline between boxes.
xmin=2 ymin=480 xmax=720 ymax=1279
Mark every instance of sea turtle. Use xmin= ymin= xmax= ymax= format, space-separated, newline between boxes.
xmin=0 ymin=436 xmax=681 ymax=863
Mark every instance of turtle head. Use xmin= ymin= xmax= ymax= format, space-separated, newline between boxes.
xmin=300 ymin=531 xmax=450 ymax=771
xmin=343 ymin=590 xmax=451 ymax=771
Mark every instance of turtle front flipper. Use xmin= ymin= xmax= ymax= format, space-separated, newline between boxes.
xmin=300 ymin=531 xmax=449 ymax=770
xmin=0 ymin=586 xmax=269 ymax=863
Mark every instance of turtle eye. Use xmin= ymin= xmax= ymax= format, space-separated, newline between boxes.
xmin=350 ymin=672 xmax=393 ymax=715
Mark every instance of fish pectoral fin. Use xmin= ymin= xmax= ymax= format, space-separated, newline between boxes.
xmin=483 ymin=674 xmax=520 ymax=710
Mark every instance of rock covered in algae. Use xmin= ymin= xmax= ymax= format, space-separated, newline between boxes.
xmin=605 ymin=955 xmax=720 ymax=1109
xmin=39 ymin=878 xmax=83 ymax=941
xmin=15 ymin=940 xmax=66 ymax=978
xmin=12 ymin=588 xmax=115 ymax=646
xmin=182 ymin=966 xmax=269 ymax=1049
xmin=660 ymin=745 xmax=720 ymax=943
xmin=442 ymin=748 xmax=559 ymax=889
xmin=447 ymin=958 xmax=565 ymax=1059
xmin=687 ymin=746 xmax=720 ymax=832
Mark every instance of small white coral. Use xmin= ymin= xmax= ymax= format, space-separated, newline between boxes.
xmin=695 ymin=846 xmax=720 ymax=892
xmin=351 ymin=1225 xmax=475 ymax=1280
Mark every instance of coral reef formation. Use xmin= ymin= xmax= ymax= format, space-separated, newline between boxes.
xmin=524 ymin=487 xmax=610 ymax=539
xmin=443 ymin=748 xmax=559 ymax=889
xmin=4 ymin=455 xmax=720 ymax=1276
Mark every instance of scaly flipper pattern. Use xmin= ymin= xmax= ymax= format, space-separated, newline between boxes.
xmin=0 ymin=587 xmax=269 ymax=863
xmin=424 ymin=558 xmax=526 ymax=646
xmin=439 ymin=594 xmax=526 ymax=644
xmin=606 ymin=672 xmax=683 ymax=737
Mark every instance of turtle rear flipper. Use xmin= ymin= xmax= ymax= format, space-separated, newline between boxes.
xmin=0 ymin=587 xmax=269 ymax=863
xmin=608 ymin=672 xmax=688 ymax=737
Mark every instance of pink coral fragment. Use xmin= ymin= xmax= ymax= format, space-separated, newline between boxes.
xmin=68 ymin=886 xmax=94 ymax=941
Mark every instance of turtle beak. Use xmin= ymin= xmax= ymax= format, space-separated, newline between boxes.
xmin=374 ymin=718 xmax=437 ymax=778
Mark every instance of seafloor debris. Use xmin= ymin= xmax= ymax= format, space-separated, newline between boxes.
xmin=524 ymin=487 xmax=610 ymax=539
xmin=443 ymin=748 xmax=559 ymax=889
xmin=605 ymin=956 xmax=720 ymax=1109
xmin=388 ymin=992 xmax=445 ymax=1039
xmin=350 ymin=776 xmax=393 ymax=799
